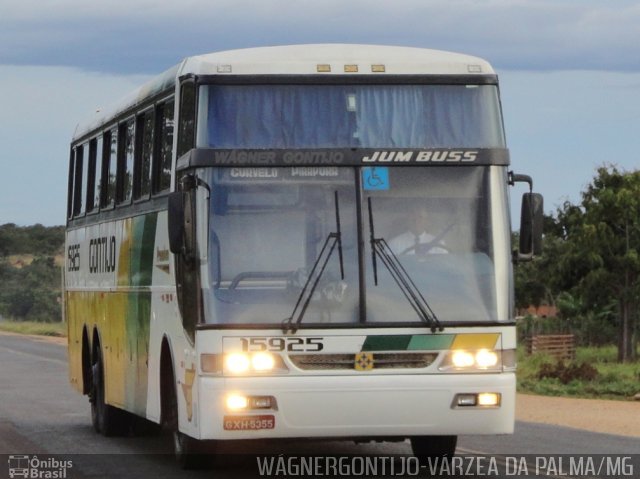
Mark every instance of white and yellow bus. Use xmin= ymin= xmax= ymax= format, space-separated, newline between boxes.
xmin=65 ymin=44 xmax=542 ymax=465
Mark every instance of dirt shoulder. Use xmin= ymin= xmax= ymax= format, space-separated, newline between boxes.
xmin=0 ymin=329 xmax=67 ymax=346
xmin=516 ymin=393 xmax=640 ymax=438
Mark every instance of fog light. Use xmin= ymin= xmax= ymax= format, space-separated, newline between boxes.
xmin=478 ymin=393 xmax=500 ymax=407
xmin=226 ymin=394 xmax=248 ymax=411
xmin=249 ymin=396 xmax=275 ymax=409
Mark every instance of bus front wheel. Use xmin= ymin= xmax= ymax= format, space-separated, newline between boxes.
xmin=164 ymin=371 xmax=206 ymax=469
xmin=410 ymin=435 xmax=457 ymax=462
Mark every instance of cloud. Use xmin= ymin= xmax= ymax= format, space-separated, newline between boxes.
xmin=1 ymin=2 xmax=640 ymax=226
xmin=0 ymin=65 xmax=149 ymax=225
xmin=499 ymin=69 xmax=640 ymax=218
xmin=1 ymin=1 xmax=640 ymax=74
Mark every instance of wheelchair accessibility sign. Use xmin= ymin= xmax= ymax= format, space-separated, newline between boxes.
xmin=362 ymin=167 xmax=389 ymax=190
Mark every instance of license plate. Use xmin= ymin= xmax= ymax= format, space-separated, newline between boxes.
xmin=224 ymin=415 xmax=275 ymax=431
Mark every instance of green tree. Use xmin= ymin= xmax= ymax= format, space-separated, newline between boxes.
xmin=0 ymin=223 xmax=64 ymax=256
xmin=514 ymin=214 xmax=568 ymax=312
xmin=562 ymin=166 xmax=640 ymax=361
xmin=0 ymin=224 xmax=64 ymax=323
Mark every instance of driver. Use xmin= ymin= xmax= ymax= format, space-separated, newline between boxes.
xmin=388 ymin=204 xmax=448 ymax=255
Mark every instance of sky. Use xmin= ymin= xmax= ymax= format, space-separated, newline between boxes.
xmin=1 ymin=0 xmax=640 ymax=226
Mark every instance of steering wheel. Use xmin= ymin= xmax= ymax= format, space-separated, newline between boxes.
xmin=399 ymin=222 xmax=455 ymax=255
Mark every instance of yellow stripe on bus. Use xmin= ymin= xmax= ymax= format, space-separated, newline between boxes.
xmin=450 ymin=333 xmax=500 ymax=350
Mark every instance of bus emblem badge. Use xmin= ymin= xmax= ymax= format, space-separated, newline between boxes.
xmin=354 ymin=352 xmax=374 ymax=371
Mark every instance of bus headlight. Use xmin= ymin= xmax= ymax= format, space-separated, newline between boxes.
xmin=252 ymin=352 xmax=276 ymax=371
xmin=439 ymin=350 xmax=503 ymax=371
xmin=475 ymin=349 xmax=499 ymax=368
xmin=452 ymin=350 xmax=475 ymax=368
xmin=219 ymin=352 xmax=287 ymax=375
xmin=225 ymin=353 xmax=251 ymax=374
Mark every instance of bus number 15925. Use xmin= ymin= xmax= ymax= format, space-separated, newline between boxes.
xmin=238 ymin=337 xmax=324 ymax=352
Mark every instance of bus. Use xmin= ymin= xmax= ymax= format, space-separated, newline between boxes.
xmin=64 ymin=44 xmax=543 ymax=466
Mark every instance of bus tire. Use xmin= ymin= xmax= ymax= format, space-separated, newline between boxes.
xmin=410 ymin=435 xmax=457 ymax=463
xmin=90 ymin=347 xmax=127 ymax=436
xmin=173 ymin=430 xmax=206 ymax=469
xmin=165 ymin=369 xmax=206 ymax=469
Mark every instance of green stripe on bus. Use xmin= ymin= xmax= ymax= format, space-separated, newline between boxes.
xmin=361 ymin=335 xmax=412 ymax=351
xmin=361 ymin=334 xmax=455 ymax=351
xmin=407 ymin=334 xmax=455 ymax=350
xmin=131 ymin=212 xmax=158 ymax=287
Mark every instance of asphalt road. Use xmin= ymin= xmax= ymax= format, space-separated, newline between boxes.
xmin=0 ymin=333 xmax=638 ymax=479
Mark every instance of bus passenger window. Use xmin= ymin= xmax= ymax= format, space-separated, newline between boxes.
xmin=102 ymin=129 xmax=117 ymax=208
xmin=93 ymin=136 xmax=103 ymax=211
xmin=72 ymin=145 xmax=87 ymax=217
xmin=86 ymin=138 xmax=102 ymax=213
xmin=67 ymin=149 xmax=75 ymax=220
xmin=177 ymin=82 xmax=196 ymax=158
xmin=118 ymin=119 xmax=135 ymax=204
xmin=135 ymin=110 xmax=154 ymax=200
xmin=153 ymin=100 xmax=174 ymax=193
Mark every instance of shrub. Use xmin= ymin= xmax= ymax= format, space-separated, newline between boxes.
xmin=537 ymin=360 xmax=599 ymax=384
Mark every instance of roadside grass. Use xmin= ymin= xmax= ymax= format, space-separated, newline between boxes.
xmin=517 ymin=346 xmax=640 ymax=400
xmin=0 ymin=319 xmax=66 ymax=337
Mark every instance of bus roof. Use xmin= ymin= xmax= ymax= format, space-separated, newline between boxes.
xmin=73 ymin=44 xmax=495 ymax=141
xmin=184 ymin=44 xmax=495 ymax=76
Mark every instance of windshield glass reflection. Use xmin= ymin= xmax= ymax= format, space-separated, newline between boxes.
xmin=204 ymin=167 xmax=359 ymax=326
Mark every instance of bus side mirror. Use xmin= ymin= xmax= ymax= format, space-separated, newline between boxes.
xmin=168 ymin=191 xmax=185 ymax=255
xmin=519 ymin=192 xmax=543 ymax=258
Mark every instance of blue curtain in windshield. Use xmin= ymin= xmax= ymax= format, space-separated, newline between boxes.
xmin=207 ymin=86 xmax=353 ymax=148
xmin=205 ymin=85 xmax=504 ymax=149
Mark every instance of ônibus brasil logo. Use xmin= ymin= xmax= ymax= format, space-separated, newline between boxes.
xmin=8 ymin=455 xmax=73 ymax=479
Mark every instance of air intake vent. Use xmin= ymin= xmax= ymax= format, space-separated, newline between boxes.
xmin=289 ymin=352 xmax=438 ymax=371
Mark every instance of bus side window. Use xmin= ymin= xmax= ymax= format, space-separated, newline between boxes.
xmin=117 ymin=119 xmax=135 ymax=204
xmin=86 ymin=138 xmax=101 ymax=213
xmin=102 ymin=129 xmax=117 ymax=209
xmin=134 ymin=109 xmax=154 ymax=200
xmin=177 ymin=81 xmax=196 ymax=158
xmin=153 ymin=99 xmax=174 ymax=194
xmin=72 ymin=145 xmax=87 ymax=217
xmin=93 ymin=136 xmax=103 ymax=211
xmin=67 ymin=148 xmax=75 ymax=220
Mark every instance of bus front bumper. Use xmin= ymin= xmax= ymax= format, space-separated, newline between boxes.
xmin=195 ymin=372 xmax=515 ymax=440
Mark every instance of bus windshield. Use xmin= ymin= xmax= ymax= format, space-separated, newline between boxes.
xmin=203 ymin=166 xmax=505 ymax=326
xmin=205 ymin=167 xmax=360 ymax=326
xmin=198 ymin=84 xmax=505 ymax=149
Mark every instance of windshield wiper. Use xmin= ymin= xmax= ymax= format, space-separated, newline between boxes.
xmin=282 ymin=191 xmax=344 ymax=334
xmin=367 ymin=197 xmax=443 ymax=332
